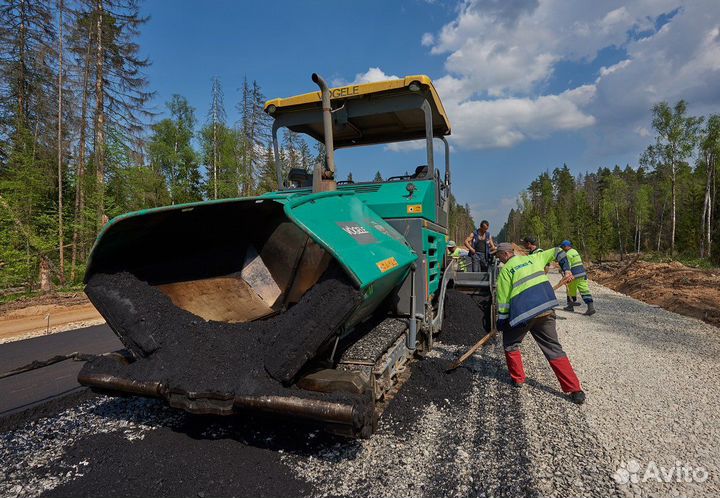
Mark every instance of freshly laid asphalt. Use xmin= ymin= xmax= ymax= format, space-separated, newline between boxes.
xmin=0 ymin=325 xmax=121 ymax=415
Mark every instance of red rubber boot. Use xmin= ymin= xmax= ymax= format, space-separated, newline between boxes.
xmin=505 ymin=350 xmax=526 ymax=385
xmin=548 ymin=356 xmax=582 ymax=393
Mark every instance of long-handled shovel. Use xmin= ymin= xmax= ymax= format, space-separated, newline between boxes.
xmin=446 ymin=330 xmax=496 ymax=372
xmin=553 ymin=274 xmax=574 ymax=290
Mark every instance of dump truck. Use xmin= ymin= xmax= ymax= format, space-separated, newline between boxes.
xmin=79 ymin=73 xmax=496 ymax=437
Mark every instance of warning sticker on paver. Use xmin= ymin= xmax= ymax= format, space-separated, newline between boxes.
xmin=376 ymin=257 xmax=399 ymax=272
xmin=407 ymin=204 xmax=423 ymax=214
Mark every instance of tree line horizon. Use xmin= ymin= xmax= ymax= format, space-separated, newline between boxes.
xmin=497 ymin=100 xmax=719 ymax=264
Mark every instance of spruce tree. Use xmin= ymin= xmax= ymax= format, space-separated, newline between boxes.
xmin=206 ymin=76 xmax=225 ymax=199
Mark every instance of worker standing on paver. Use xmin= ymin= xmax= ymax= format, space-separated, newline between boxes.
xmin=447 ymin=240 xmax=469 ymax=272
xmin=559 ymin=240 xmax=596 ymax=316
xmin=464 ymin=220 xmax=496 ymax=272
xmin=494 ymin=242 xmax=586 ymax=404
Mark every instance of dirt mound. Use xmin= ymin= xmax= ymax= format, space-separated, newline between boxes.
xmin=81 ymin=266 xmax=364 ymax=402
xmin=588 ymin=259 xmax=720 ymax=328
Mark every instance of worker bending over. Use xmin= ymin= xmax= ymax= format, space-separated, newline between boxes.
xmin=559 ymin=240 xmax=596 ymax=316
xmin=447 ymin=240 xmax=469 ymax=272
xmin=495 ymin=242 xmax=586 ymax=404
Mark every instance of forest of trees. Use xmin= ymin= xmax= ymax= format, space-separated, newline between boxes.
xmin=448 ymin=195 xmax=475 ymax=245
xmin=498 ymin=101 xmax=720 ymax=265
xmin=0 ymin=0 xmax=325 ymax=292
xmin=0 ymin=0 xmax=476 ymax=293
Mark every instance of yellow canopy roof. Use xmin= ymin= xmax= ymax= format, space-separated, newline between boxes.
xmin=264 ymin=75 xmax=451 ymax=148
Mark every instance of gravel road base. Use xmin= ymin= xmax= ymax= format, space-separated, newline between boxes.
xmin=557 ymin=277 xmax=720 ymax=497
xmin=1 ymin=279 xmax=719 ymax=497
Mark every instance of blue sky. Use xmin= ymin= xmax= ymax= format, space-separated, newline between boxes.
xmin=138 ymin=0 xmax=720 ymax=235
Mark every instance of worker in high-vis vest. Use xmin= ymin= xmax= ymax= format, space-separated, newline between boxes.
xmin=559 ymin=240 xmax=596 ymax=316
xmin=447 ymin=240 xmax=469 ymax=272
xmin=495 ymin=242 xmax=586 ymax=404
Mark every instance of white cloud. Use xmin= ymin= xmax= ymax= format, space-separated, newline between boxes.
xmin=416 ymin=0 xmax=720 ymax=152
xmin=331 ymin=68 xmax=401 ymax=88
xmin=587 ymin=1 xmax=720 ymax=155
xmin=599 ymin=59 xmax=631 ymax=77
xmin=427 ymin=0 xmax=659 ymax=96
xmin=343 ymin=1 xmax=720 ymax=155
xmin=446 ymin=86 xmax=596 ymax=149
xmin=634 ymin=126 xmax=651 ymax=138
xmin=386 ymin=140 xmax=426 ymax=152
xmin=351 ymin=67 xmax=401 ymax=85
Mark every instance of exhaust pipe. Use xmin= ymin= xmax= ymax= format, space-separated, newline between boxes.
xmin=311 ymin=73 xmax=336 ymax=192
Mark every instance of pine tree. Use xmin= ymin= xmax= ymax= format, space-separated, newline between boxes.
xmin=67 ymin=7 xmax=94 ymax=280
xmin=206 ymin=76 xmax=225 ymax=200
xmin=87 ymin=0 xmax=152 ymax=229
xmin=298 ymin=139 xmax=311 ymax=171
xmin=257 ymin=143 xmax=277 ymax=193
xmin=199 ymin=121 xmax=238 ymax=199
xmin=283 ymin=130 xmax=300 ymax=170
xmin=56 ymin=0 xmax=65 ymax=283
xmin=236 ymin=78 xmax=271 ymax=195
xmin=0 ymin=0 xmax=56 ymax=131
xmin=0 ymin=0 xmax=59 ymax=289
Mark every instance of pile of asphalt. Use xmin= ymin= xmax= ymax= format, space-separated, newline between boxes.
xmin=82 ymin=265 xmax=362 ymax=400
xmin=440 ymin=289 xmax=489 ymax=346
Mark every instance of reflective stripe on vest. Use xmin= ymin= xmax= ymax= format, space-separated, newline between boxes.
xmin=566 ymin=248 xmax=586 ymax=277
